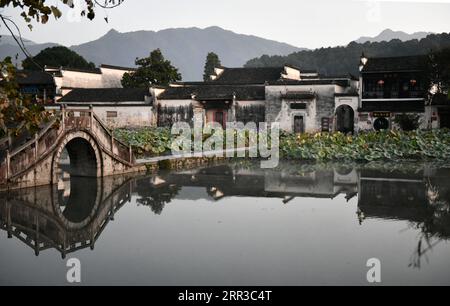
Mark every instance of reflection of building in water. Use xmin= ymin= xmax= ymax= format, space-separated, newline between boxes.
xmin=159 ymin=164 xmax=358 ymax=202
xmin=159 ymin=164 xmax=449 ymax=231
xmin=264 ymin=167 xmax=357 ymax=202
xmin=358 ymin=168 xmax=428 ymax=222
xmin=357 ymin=165 xmax=450 ymax=268
xmin=0 ymin=175 xmax=134 ymax=258
xmin=358 ymin=166 xmax=450 ymax=238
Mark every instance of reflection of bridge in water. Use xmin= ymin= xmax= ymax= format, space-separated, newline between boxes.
xmin=0 ymin=174 xmax=135 ymax=258
xmin=1 ymin=162 xmax=449 ymax=258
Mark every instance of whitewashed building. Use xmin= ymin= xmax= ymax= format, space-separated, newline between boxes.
xmin=45 ymin=64 xmax=136 ymax=98
xmin=55 ymin=88 xmax=153 ymax=129
xmin=265 ymin=78 xmax=359 ymax=133
xmin=152 ymin=65 xmax=359 ymax=133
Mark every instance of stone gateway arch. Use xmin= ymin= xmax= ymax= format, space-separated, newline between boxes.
xmin=0 ymin=108 xmax=147 ymax=191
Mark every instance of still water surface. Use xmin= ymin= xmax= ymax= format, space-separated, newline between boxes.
xmin=0 ymin=161 xmax=449 ymax=285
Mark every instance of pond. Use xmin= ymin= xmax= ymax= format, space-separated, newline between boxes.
xmin=0 ymin=161 xmax=449 ymax=285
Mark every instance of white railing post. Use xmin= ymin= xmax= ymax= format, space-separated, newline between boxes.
xmin=61 ymin=108 xmax=65 ymax=131
xmin=7 ymin=131 xmax=11 ymax=148
xmin=129 ymin=145 xmax=132 ymax=163
xmin=5 ymin=150 xmax=10 ymax=180
xmin=6 ymin=200 xmax=12 ymax=238
xmin=34 ymin=133 xmax=38 ymax=162
xmin=90 ymin=105 xmax=94 ymax=128
xmin=111 ymin=134 xmax=114 ymax=152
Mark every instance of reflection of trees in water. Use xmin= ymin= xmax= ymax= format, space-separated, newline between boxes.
xmin=134 ymin=179 xmax=180 ymax=215
xmin=408 ymin=179 xmax=450 ymax=269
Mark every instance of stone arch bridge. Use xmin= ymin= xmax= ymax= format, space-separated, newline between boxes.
xmin=0 ymin=108 xmax=147 ymax=191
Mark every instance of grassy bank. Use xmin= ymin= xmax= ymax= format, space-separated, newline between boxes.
xmin=115 ymin=127 xmax=450 ymax=162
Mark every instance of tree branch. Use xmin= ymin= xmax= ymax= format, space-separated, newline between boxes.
xmin=0 ymin=14 xmax=43 ymax=70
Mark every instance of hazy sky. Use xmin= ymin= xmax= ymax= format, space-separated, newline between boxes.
xmin=1 ymin=0 xmax=450 ymax=49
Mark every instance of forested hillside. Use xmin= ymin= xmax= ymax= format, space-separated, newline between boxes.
xmin=245 ymin=33 xmax=450 ymax=76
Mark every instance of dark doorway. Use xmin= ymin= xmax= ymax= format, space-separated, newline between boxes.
xmin=336 ymin=105 xmax=355 ymax=134
xmin=439 ymin=109 xmax=450 ymax=129
xmin=214 ymin=111 xmax=225 ymax=128
xmin=293 ymin=115 xmax=305 ymax=133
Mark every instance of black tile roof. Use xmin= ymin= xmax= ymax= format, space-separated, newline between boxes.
xmin=16 ymin=70 xmax=55 ymax=85
xmin=61 ymin=67 xmax=102 ymax=74
xmin=300 ymin=70 xmax=319 ymax=74
xmin=268 ymin=79 xmax=351 ymax=87
xmin=58 ymin=88 xmax=150 ymax=103
xmin=100 ymin=64 xmax=137 ymax=71
xmin=212 ymin=67 xmax=285 ymax=84
xmin=362 ymin=55 xmax=426 ymax=73
xmin=320 ymin=73 xmax=359 ymax=81
xmin=158 ymin=85 xmax=266 ymax=101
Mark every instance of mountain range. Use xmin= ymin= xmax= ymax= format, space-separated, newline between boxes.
xmin=0 ymin=27 xmax=440 ymax=80
xmin=354 ymin=28 xmax=434 ymax=44
xmin=0 ymin=26 xmax=301 ymax=80
xmin=245 ymin=32 xmax=450 ymax=77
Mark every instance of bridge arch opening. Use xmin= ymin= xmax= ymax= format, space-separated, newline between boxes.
xmin=62 ymin=137 xmax=99 ymax=178
xmin=54 ymin=133 xmax=103 ymax=228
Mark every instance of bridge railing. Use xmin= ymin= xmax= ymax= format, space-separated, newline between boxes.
xmin=0 ymin=106 xmax=135 ymax=185
xmin=90 ymin=111 xmax=134 ymax=164
xmin=1 ymin=116 xmax=63 ymax=184
xmin=62 ymin=108 xmax=133 ymax=164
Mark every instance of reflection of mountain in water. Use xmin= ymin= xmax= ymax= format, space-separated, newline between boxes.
xmin=1 ymin=162 xmax=449 ymax=259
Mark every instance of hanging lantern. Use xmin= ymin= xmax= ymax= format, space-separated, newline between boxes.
xmin=360 ymin=52 xmax=368 ymax=65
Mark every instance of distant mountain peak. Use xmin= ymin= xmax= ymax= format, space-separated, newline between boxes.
xmin=103 ymin=28 xmax=121 ymax=36
xmin=204 ymin=26 xmax=223 ymax=31
xmin=354 ymin=29 xmax=434 ymax=44
xmin=1 ymin=26 xmax=302 ymax=81
xmin=380 ymin=28 xmax=395 ymax=34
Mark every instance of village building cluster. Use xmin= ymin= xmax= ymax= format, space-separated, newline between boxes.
xmin=15 ymin=55 xmax=450 ymax=132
